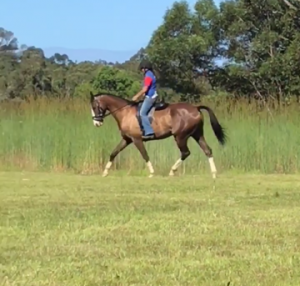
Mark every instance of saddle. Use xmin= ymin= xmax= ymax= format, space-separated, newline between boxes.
xmin=133 ymin=98 xmax=169 ymax=135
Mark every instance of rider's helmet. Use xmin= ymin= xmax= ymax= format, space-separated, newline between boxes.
xmin=138 ymin=58 xmax=153 ymax=71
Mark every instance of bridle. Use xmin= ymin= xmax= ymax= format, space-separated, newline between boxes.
xmin=91 ymin=99 xmax=139 ymax=123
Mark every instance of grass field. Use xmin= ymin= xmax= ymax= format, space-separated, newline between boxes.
xmin=0 ymin=172 xmax=300 ymax=285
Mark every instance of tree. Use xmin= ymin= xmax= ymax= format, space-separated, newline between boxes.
xmin=216 ymin=0 xmax=300 ymax=103
xmin=0 ymin=28 xmax=18 ymax=52
xmin=92 ymin=66 xmax=140 ymax=97
xmin=49 ymin=53 xmax=73 ymax=66
xmin=0 ymin=26 xmax=146 ymax=100
xmin=146 ymin=0 xmax=220 ymax=101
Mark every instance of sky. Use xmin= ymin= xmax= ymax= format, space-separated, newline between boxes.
xmin=2 ymin=0 xmax=219 ymax=63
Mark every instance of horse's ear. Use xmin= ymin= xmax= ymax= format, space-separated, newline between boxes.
xmin=90 ymin=91 xmax=94 ymax=103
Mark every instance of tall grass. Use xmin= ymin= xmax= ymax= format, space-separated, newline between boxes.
xmin=1 ymin=96 xmax=300 ymax=174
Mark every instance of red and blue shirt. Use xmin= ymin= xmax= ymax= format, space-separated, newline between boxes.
xmin=143 ymin=70 xmax=157 ymax=98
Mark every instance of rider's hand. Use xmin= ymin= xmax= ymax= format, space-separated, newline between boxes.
xmin=132 ymin=95 xmax=139 ymax=101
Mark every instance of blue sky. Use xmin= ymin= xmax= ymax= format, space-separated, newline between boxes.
xmin=2 ymin=0 xmax=220 ymax=63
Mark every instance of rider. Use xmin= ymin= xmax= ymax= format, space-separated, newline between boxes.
xmin=132 ymin=59 xmax=157 ymax=139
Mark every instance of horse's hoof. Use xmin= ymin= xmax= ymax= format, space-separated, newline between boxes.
xmin=102 ymin=172 xmax=108 ymax=177
xmin=169 ymin=169 xmax=178 ymax=176
xmin=148 ymin=174 xmax=154 ymax=178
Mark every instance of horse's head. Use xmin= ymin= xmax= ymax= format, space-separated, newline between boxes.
xmin=90 ymin=92 xmax=106 ymax=127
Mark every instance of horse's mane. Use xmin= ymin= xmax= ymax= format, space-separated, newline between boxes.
xmin=93 ymin=92 xmax=135 ymax=105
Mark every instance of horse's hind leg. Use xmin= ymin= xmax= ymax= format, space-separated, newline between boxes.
xmin=102 ymin=137 xmax=132 ymax=177
xmin=192 ymin=128 xmax=217 ymax=179
xmin=169 ymin=136 xmax=190 ymax=176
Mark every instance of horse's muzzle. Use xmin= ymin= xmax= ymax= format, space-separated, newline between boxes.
xmin=92 ymin=116 xmax=103 ymax=127
xmin=93 ymin=120 xmax=103 ymax=127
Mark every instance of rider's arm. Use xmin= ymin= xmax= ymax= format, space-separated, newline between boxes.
xmin=132 ymin=76 xmax=152 ymax=101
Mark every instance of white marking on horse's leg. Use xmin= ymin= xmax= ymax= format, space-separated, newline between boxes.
xmin=208 ymin=157 xmax=217 ymax=179
xmin=169 ymin=158 xmax=182 ymax=176
xmin=102 ymin=161 xmax=112 ymax=177
xmin=146 ymin=161 xmax=154 ymax=178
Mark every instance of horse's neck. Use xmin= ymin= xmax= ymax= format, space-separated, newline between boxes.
xmin=105 ymin=96 xmax=127 ymax=111
xmin=105 ymin=96 xmax=128 ymax=121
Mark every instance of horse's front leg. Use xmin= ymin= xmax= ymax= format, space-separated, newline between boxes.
xmin=132 ymin=138 xmax=154 ymax=177
xmin=102 ymin=137 xmax=132 ymax=177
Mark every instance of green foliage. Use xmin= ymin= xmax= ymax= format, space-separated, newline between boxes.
xmin=74 ymin=82 xmax=94 ymax=98
xmin=92 ymin=66 xmax=140 ymax=97
xmin=213 ymin=0 xmax=300 ymax=101
xmin=0 ymin=28 xmax=143 ymax=101
xmin=145 ymin=0 xmax=300 ymax=102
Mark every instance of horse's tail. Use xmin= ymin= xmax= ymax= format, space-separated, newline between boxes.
xmin=196 ymin=105 xmax=227 ymax=146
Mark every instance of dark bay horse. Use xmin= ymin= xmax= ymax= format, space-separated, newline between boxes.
xmin=90 ymin=92 xmax=227 ymax=178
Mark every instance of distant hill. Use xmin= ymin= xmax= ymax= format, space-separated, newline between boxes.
xmin=43 ymin=47 xmax=137 ymax=64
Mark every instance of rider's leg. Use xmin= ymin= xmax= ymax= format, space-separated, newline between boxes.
xmin=140 ymin=96 xmax=156 ymax=137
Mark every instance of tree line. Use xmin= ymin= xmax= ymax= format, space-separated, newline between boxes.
xmin=1 ymin=0 xmax=300 ymax=104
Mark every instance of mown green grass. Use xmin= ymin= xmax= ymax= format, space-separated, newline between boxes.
xmin=0 ymin=172 xmax=300 ymax=285
xmin=0 ymin=97 xmax=300 ymax=174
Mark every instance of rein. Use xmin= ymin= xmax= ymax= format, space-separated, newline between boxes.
xmin=92 ymin=101 xmax=140 ymax=121
xmin=104 ymin=102 xmax=136 ymax=118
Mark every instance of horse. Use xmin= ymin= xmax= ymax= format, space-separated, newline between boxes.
xmin=90 ymin=92 xmax=227 ymax=178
